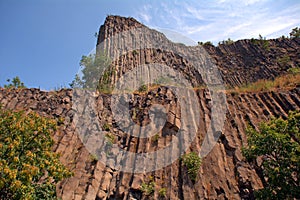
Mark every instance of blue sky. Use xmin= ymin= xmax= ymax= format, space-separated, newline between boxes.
xmin=0 ymin=0 xmax=299 ymax=90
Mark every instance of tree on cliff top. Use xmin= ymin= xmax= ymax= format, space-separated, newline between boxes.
xmin=4 ymin=76 xmax=26 ymax=89
xmin=243 ymin=111 xmax=300 ymax=199
xmin=290 ymin=27 xmax=300 ymax=38
xmin=0 ymin=107 xmax=72 ymax=200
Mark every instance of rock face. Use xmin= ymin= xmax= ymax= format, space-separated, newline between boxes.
xmin=1 ymin=87 xmax=300 ymax=200
xmin=0 ymin=16 xmax=300 ymax=200
xmin=98 ymin=16 xmax=300 ymax=88
xmin=204 ymin=38 xmax=300 ymax=87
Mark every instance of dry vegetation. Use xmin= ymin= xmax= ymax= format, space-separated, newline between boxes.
xmin=228 ymin=68 xmax=300 ymax=94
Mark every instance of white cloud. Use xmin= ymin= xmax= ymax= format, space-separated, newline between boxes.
xmin=135 ymin=0 xmax=300 ymax=44
xmin=139 ymin=13 xmax=151 ymax=23
xmin=137 ymin=5 xmax=152 ymax=23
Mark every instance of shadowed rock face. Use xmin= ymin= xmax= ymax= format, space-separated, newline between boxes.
xmin=1 ymin=16 xmax=300 ymax=200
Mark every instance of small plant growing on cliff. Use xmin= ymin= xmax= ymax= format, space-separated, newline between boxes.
xmin=89 ymin=154 xmax=98 ymax=163
xmin=181 ymin=152 xmax=202 ymax=182
xmin=140 ymin=180 xmax=155 ymax=195
xmin=132 ymin=49 xmax=138 ymax=56
xmin=105 ymin=133 xmax=115 ymax=145
xmin=219 ymin=38 xmax=234 ymax=45
xmin=102 ymin=123 xmax=111 ymax=131
xmin=251 ymin=34 xmax=270 ymax=51
xmin=158 ymin=187 xmax=167 ymax=197
xmin=4 ymin=76 xmax=26 ymax=89
xmin=138 ymin=84 xmax=148 ymax=93
xmin=0 ymin=106 xmax=72 ymax=200
xmin=242 ymin=111 xmax=300 ymax=199
xmin=152 ymin=133 xmax=160 ymax=143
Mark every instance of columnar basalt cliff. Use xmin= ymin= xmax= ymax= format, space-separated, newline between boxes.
xmin=204 ymin=38 xmax=300 ymax=87
xmin=1 ymin=16 xmax=300 ymax=200
xmin=97 ymin=15 xmax=300 ymax=88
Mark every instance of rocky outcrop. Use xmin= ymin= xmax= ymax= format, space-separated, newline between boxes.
xmin=204 ymin=38 xmax=300 ymax=87
xmin=1 ymin=16 xmax=300 ymax=199
xmin=97 ymin=16 xmax=300 ymax=88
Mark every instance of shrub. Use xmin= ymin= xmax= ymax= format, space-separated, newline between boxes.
xmin=181 ymin=152 xmax=202 ymax=182
xmin=138 ymin=84 xmax=148 ymax=93
xmin=152 ymin=133 xmax=160 ymax=143
xmin=251 ymin=34 xmax=270 ymax=51
xmin=204 ymin=41 xmax=213 ymax=46
xmin=0 ymin=107 xmax=72 ymax=200
xmin=242 ymin=111 xmax=300 ymax=199
xmin=103 ymin=123 xmax=111 ymax=131
xmin=132 ymin=50 xmax=138 ymax=56
xmin=198 ymin=41 xmax=213 ymax=46
xmin=105 ymin=133 xmax=115 ymax=145
xmin=221 ymin=38 xmax=234 ymax=45
xmin=140 ymin=181 xmax=155 ymax=195
xmin=158 ymin=187 xmax=167 ymax=197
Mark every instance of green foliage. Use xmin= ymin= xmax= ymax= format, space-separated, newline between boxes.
xmin=140 ymin=180 xmax=155 ymax=195
xmin=4 ymin=76 xmax=26 ymax=89
xmin=198 ymin=41 xmax=213 ymax=46
xmin=260 ymin=36 xmax=270 ymax=51
xmin=138 ymin=84 xmax=148 ymax=93
xmin=290 ymin=27 xmax=300 ymax=38
xmin=158 ymin=187 xmax=167 ymax=197
xmin=102 ymin=123 xmax=111 ymax=131
xmin=70 ymin=51 xmax=111 ymax=91
xmin=89 ymin=154 xmax=98 ymax=162
xmin=152 ymin=133 xmax=160 ymax=143
xmin=251 ymin=34 xmax=270 ymax=51
xmin=69 ymin=74 xmax=83 ymax=89
xmin=204 ymin=41 xmax=213 ymax=46
xmin=0 ymin=107 xmax=72 ymax=200
xmin=105 ymin=133 xmax=115 ymax=145
xmin=225 ymin=38 xmax=234 ymax=45
xmin=181 ymin=152 xmax=202 ymax=182
xmin=132 ymin=50 xmax=138 ymax=56
xmin=287 ymin=67 xmax=300 ymax=74
xmin=219 ymin=38 xmax=234 ymax=45
xmin=242 ymin=111 xmax=300 ymax=199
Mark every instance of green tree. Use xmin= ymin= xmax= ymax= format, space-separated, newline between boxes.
xmin=242 ymin=111 xmax=300 ymax=199
xmin=4 ymin=76 xmax=26 ymax=89
xmin=70 ymin=51 xmax=111 ymax=91
xmin=69 ymin=74 xmax=84 ymax=88
xmin=290 ymin=27 xmax=300 ymax=38
xmin=0 ymin=107 xmax=72 ymax=200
